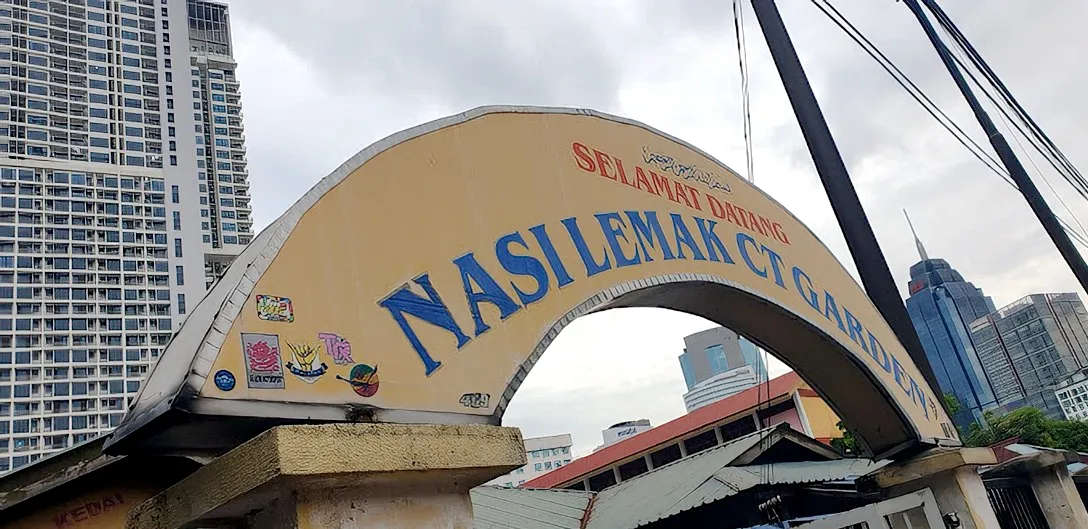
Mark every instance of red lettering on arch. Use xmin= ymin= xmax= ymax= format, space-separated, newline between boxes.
xmin=569 ymin=141 xmax=795 ymax=246
xmin=650 ymin=171 xmax=675 ymax=201
xmin=747 ymin=211 xmax=767 ymax=236
xmin=634 ymin=167 xmax=657 ymax=196
xmin=706 ymin=194 xmax=727 ymax=219
xmin=682 ymin=184 xmax=702 ymax=211
xmin=673 ymin=181 xmax=693 ymax=207
xmin=615 ymin=158 xmax=635 ymax=187
xmin=592 ymin=149 xmax=616 ymax=180
xmin=572 ymin=142 xmax=595 ymax=173
xmin=773 ymin=222 xmax=790 ymax=245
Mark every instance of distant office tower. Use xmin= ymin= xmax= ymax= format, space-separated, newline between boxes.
xmin=678 ymin=327 xmax=767 ymax=413
xmin=970 ymin=293 xmax=1088 ymax=419
xmin=593 ymin=419 xmax=653 ymax=452
xmin=1054 ymin=369 xmax=1088 ymax=421
xmin=0 ymin=0 xmax=249 ymax=474
xmin=683 ymin=364 xmax=762 ymax=413
xmin=902 ymin=212 xmax=997 ymax=429
xmin=486 ymin=434 xmax=573 ymax=488
xmin=186 ymin=0 xmax=251 ymax=287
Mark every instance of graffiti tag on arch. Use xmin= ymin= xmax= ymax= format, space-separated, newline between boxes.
xmin=642 ymin=147 xmax=732 ymax=194
xmin=460 ymin=393 xmax=490 ymax=409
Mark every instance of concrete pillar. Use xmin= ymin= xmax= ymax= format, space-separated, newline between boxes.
xmin=125 ymin=423 xmax=525 ymax=529
xmin=866 ymin=447 xmax=1001 ymax=529
xmin=978 ymin=447 xmax=1088 ymax=529
xmin=1030 ymin=462 xmax=1088 ymax=529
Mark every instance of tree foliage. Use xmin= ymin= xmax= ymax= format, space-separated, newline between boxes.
xmin=943 ymin=393 xmax=962 ymax=417
xmin=834 ymin=396 xmax=1088 ymax=455
xmin=831 ymin=420 xmax=860 ymax=456
xmin=963 ymin=406 xmax=1088 ymax=452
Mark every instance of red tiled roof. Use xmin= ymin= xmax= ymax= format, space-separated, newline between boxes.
xmin=521 ymin=371 xmax=805 ymax=489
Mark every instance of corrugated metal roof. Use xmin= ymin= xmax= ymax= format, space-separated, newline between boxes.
xmin=585 ymin=447 xmax=888 ymax=529
xmin=470 ymin=427 xmax=885 ymax=529
xmin=471 ymin=487 xmax=593 ymax=529
xmin=523 ymin=372 xmax=806 ymax=489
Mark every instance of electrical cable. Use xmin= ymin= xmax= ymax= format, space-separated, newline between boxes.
xmin=734 ymin=0 xmax=775 ymax=489
xmin=805 ymin=0 xmax=1088 ymax=249
xmin=924 ymin=0 xmax=1088 ymax=195
xmin=937 ymin=26 xmax=1088 ymax=241
xmin=733 ymin=0 xmax=755 ymax=183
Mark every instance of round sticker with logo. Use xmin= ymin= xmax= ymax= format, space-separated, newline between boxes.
xmin=337 ymin=364 xmax=379 ymax=397
xmin=214 ymin=369 xmax=236 ymax=392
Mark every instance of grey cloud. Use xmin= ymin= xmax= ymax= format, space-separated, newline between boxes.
xmin=227 ymin=0 xmax=623 ymax=111
xmin=224 ymin=0 xmax=1088 ymax=447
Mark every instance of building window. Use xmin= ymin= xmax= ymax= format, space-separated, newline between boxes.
xmin=171 ymin=185 xmax=180 ymax=204
xmin=174 ymin=238 xmax=183 ymax=258
xmin=173 ymin=211 xmax=182 ymax=231
xmin=176 ymin=266 xmax=185 ymax=286
xmin=177 ymin=294 xmax=186 ymax=315
xmin=705 ymin=344 xmax=729 ymax=373
xmin=534 ymin=463 xmax=542 ymax=471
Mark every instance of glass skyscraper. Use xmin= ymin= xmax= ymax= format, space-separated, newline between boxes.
xmin=969 ymin=293 xmax=1088 ymax=419
xmin=903 ymin=213 xmax=997 ymax=429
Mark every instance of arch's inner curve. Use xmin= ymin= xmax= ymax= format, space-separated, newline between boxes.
xmin=501 ymin=274 xmax=918 ymax=458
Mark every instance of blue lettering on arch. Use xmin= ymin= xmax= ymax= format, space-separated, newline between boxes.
xmin=453 ymin=253 xmax=521 ymax=337
xmin=495 ymin=231 xmax=550 ymax=306
xmin=891 ymin=352 xmax=913 ymax=396
xmin=561 ymin=217 xmax=611 ymax=277
xmin=670 ymin=214 xmax=706 ymax=261
xmin=595 ymin=212 xmax=640 ymax=268
xmin=909 ymin=377 xmax=931 ymax=419
xmin=625 ymin=210 xmax=675 ymax=262
xmin=793 ymin=266 xmax=820 ymax=311
xmin=823 ymin=292 xmax=847 ymax=332
xmin=843 ymin=309 xmax=871 ymax=353
xmin=694 ymin=217 xmax=734 ymax=264
xmin=762 ymin=244 xmax=787 ymax=289
xmin=737 ymin=233 xmax=766 ymax=278
xmin=866 ymin=331 xmax=892 ymax=373
xmin=378 ymin=274 xmax=471 ymax=376
xmin=527 ymin=224 xmax=574 ymax=288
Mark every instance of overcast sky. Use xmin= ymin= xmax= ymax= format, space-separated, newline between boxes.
xmin=221 ymin=0 xmax=1088 ymax=456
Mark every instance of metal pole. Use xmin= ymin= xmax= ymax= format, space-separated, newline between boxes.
xmin=902 ymin=0 xmax=1088 ymax=295
xmin=749 ymin=0 xmax=942 ymax=395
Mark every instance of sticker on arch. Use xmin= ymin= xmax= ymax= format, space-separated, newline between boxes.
xmin=256 ymin=294 xmax=294 ymax=323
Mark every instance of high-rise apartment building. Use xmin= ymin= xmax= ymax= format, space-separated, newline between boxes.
xmin=0 ymin=0 xmax=249 ymax=474
xmin=678 ymin=327 xmax=767 ymax=413
xmin=485 ymin=434 xmax=573 ymax=488
xmin=185 ymin=0 xmax=250 ymax=287
xmin=902 ymin=212 xmax=997 ymax=430
xmin=970 ymin=293 xmax=1088 ymax=419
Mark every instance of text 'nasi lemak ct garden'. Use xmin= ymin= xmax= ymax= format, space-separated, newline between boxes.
xmin=112 ymin=107 xmax=958 ymax=459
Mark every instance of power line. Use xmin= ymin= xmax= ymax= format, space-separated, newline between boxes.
xmin=924 ymin=1 xmax=1088 ymax=197
xmin=804 ymin=0 xmax=1088 ymax=249
xmin=733 ymin=0 xmax=755 ymax=183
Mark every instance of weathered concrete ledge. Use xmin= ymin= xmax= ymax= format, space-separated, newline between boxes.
xmin=126 ymin=423 xmax=525 ymax=529
xmin=866 ymin=447 xmax=998 ymax=489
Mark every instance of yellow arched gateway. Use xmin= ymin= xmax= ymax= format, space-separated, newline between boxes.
xmin=106 ymin=106 xmax=958 ymax=459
